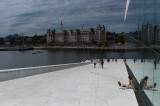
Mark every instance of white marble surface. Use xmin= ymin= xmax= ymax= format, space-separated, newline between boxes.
xmin=0 ymin=59 xmax=138 ymax=106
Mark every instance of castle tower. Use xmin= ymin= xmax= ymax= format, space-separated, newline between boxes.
xmin=61 ymin=20 xmax=63 ymax=31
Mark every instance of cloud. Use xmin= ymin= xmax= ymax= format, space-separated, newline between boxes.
xmin=125 ymin=0 xmax=160 ymax=25
xmin=0 ymin=0 xmax=127 ymax=36
xmin=0 ymin=0 xmax=159 ymax=36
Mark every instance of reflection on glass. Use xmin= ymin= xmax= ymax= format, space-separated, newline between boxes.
xmin=124 ymin=0 xmax=160 ymax=105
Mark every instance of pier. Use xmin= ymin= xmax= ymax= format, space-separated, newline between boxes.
xmin=0 ymin=60 xmax=138 ymax=106
xmin=1 ymin=46 xmax=160 ymax=51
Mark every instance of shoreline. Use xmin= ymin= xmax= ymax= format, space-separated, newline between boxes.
xmin=0 ymin=46 xmax=159 ymax=51
xmin=34 ymin=46 xmax=144 ymax=51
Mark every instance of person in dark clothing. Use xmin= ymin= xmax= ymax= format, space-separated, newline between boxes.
xmin=101 ymin=59 xmax=104 ymax=69
xmin=141 ymin=58 xmax=143 ymax=63
xmin=115 ymin=59 xmax=117 ymax=63
xmin=107 ymin=58 xmax=110 ymax=62
xmin=154 ymin=59 xmax=157 ymax=69
xmin=134 ymin=58 xmax=136 ymax=63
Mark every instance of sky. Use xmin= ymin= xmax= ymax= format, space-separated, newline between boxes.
xmin=0 ymin=0 xmax=158 ymax=36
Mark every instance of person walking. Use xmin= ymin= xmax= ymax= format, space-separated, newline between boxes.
xmin=98 ymin=59 xmax=101 ymax=67
xmin=107 ymin=58 xmax=110 ymax=62
xmin=154 ymin=59 xmax=157 ymax=69
xmin=133 ymin=58 xmax=136 ymax=63
xmin=101 ymin=59 xmax=104 ymax=69
xmin=93 ymin=59 xmax=97 ymax=68
xmin=115 ymin=58 xmax=117 ymax=63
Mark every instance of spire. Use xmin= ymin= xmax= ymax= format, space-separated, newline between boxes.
xmin=61 ymin=20 xmax=63 ymax=31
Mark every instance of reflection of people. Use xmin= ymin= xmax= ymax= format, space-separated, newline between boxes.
xmin=148 ymin=83 xmax=157 ymax=89
xmin=140 ymin=76 xmax=148 ymax=91
xmin=140 ymin=76 xmax=157 ymax=90
xmin=118 ymin=81 xmax=127 ymax=87
xmin=127 ymin=76 xmax=137 ymax=91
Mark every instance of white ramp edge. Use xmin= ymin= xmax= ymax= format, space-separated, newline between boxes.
xmin=0 ymin=62 xmax=90 ymax=82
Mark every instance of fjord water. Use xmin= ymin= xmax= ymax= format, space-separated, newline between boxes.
xmin=0 ymin=49 xmax=155 ymax=70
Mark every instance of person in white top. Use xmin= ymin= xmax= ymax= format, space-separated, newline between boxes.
xmin=93 ymin=59 xmax=97 ymax=68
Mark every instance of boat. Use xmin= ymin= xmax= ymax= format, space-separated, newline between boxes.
xmin=37 ymin=51 xmax=42 ymax=53
xmin=32 ymin=52 xmax=37 ymax=54
xmin=18 ymin=45 xmax=34 ymax=51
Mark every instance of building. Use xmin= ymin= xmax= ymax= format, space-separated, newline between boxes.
xmin=26 ymin=37 xmax=33 ymax=43
xmin=142 ymin=23 xmax=160 ymax=44
xmin=46 ymin=24 xmax=106 ymax=45
xmin=142 ymin=23 xmax=154 ymax=44
xmin=14 ymin=39 xmax=22 ymax=45
xmin=0 ymin=38 xmax=4 ymax=45
xmin=4 ymin=39 xmax=10 ymax=46
xmin=154 ymin=25 xmax=160 ymax=43
xmin=106 ymin=32 xmax=116 ymax=44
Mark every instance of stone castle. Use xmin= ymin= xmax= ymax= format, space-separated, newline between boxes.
xmin=46 ymin=24 xmax=106 ymax=44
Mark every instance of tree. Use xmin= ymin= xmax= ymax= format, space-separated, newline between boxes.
xmin=97 ymin=42 xmax=102 ymax=47
xmin=117 ymin=35 xmax=124 ymax=44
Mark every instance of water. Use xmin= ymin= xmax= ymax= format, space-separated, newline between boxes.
xmin=0 ymin=49 xmax=147 ymax=70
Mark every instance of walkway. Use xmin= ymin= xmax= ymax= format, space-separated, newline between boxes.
xmin=0 ymin=59 xmax=138 ymax=106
